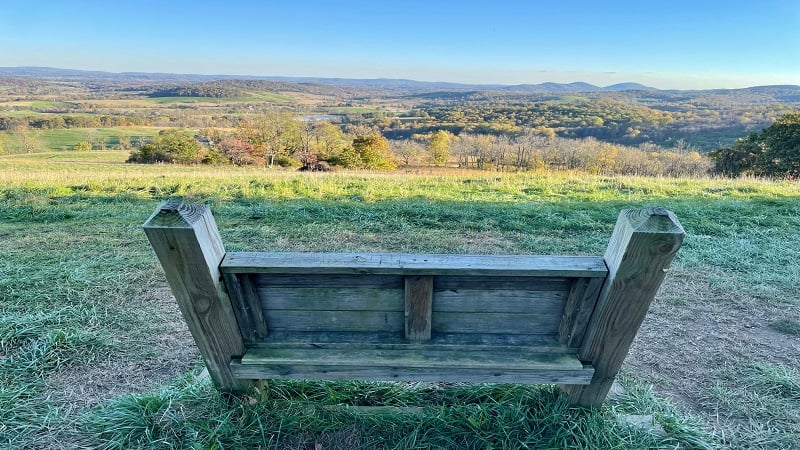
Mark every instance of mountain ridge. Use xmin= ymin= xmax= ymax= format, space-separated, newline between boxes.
xmin=0 ymin=66 xmax=797 ymax=95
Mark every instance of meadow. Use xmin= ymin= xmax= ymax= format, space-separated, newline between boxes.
xmin=2 ymin=127 xmax=161 ymax=152
xmin=1 ymin=151 xmax=798 ymax=449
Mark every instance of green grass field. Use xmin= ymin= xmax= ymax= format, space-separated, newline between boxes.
xmin=1 ymin=127 xmax=161 ymax=152
xmin=1 ymin=151 xmax=798 ymax=448
xmin=250 ymin=91 xmax=296 ymax=102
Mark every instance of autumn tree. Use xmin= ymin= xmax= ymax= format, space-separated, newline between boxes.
xmin=20 ymin=129 xmax=43 ymax=153
xmin=10 ymin=124 xmax=43 ymax=153
xmin=312 ymin=121 xmax=350 ymax=161
xmin=86 ymin=129 xmax=108 ymax=150
xmin=218 ymin=138 xmax=262 ymax=166
xmin=427 ymin=130 xmax=452 ymax=166
xmin=491 ymin=134 xmax=514 ymax=170
xmin=296 ymin=120 xmax=316 ymax=168
xmin=391 ymin=139 xmax=424 ymax=166
xmin=73 ymin=141 xmax=92 ymax=152
xmin=237 ymin=111 xmax=300 ymax=166
xmin=336 ymin=133 xmax=396 ymax=170
xmin=200 ymin=127 xmax=229 ymax=147
xmin=533 ymin=126 xmax=556 ymax=139
xmin=453 ymin=134 xmax=492 ymax=168
xmin=513 ymin=131 xmax=549 ymax=169
xmin=117 ymin=134 xmax=132 ymax=151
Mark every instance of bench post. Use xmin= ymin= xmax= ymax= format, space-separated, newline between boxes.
xmin=564 ymin=208 xmax=684 ymax=407
xmin=143 ymin=201 xmax=250 ymax=391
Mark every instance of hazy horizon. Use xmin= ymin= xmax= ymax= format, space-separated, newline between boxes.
xmin=6 ymin=65 xmax=800 ymax=91
xmin=1 ymin=0 xmax=797 ymax=90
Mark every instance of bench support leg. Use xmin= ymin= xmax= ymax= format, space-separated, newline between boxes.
xmin=143 ymin=201 xmax=251 ymax=392
xmin=563 ymin=208 xmax=684 ymax=407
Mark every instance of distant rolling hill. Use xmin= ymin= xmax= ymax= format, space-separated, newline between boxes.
xmin=0 ymin=67 xmax=797 ymax=97
xmin=0 ymin=66 xmax=659 ymax=93
xmin=603 ymin=82 xmax=657 ymax=91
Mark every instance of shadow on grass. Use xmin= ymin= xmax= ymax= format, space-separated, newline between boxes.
xmin=82 ymin=372 xmax=715 ymax=450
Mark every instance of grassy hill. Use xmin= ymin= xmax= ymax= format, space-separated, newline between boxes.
xmin=1 ymin=152 xmax=798 ymax=448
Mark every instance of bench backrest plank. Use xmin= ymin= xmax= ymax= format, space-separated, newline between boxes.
xmin=221 ymin=252 xmax=608 ymax=277
xmin=221 ymin=252 xmax=609 ymax=344
xmin=224 ymin=271 xmax=600 ymax=340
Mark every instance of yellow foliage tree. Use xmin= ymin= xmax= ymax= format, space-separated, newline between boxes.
xmin=427 ymin=130 xmax=451 ymax=166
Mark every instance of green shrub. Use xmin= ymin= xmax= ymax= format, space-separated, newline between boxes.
xmin=126 ymin=130 xmax=203 ymax=164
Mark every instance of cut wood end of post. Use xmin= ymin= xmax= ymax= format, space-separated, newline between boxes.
xmin=160 ymin=199 xmax=183 ymax=213
xmin=143 ymin=201 xmax=208 ymax=228
xmin=624 ymin=207 xmax=685 ymax=235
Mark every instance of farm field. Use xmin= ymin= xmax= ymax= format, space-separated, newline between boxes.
xmin=2 ymin=127 xmax=162 ymax=152
xmin=144 ymin=92 xmax=294 ymax=104
xmin=1 ymin=151 xmax=799 ymax=448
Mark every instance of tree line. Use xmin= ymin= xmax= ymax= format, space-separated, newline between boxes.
xmin=709 ymin=113 xmax=800 ymax=179
xmin=149 ymin=82 xmax=247 ymax=98
xmin=7 ymin=105 xmax=793 ymax=179
xmin=126 ymin=112 xmax=712 ymax=177
xmin=0 ymin=115 xmax=145 ymax=131
xmin=411 ymin=97 xmax=791 ymax=151
xmin=391 ymin=130 xmax=709 ymax=177
xmin=127 ymin=112 xmax=397 ymax=170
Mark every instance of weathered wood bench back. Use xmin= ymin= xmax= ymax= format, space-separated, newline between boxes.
xmin=144 ymin=201 xmax=684 ymax=407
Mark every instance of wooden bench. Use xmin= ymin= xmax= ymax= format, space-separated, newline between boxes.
xmin=143 ymin=202 xmax=684 ymax=407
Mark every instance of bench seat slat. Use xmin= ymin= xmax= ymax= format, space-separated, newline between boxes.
xmin=251 ymin=331 xmax=579 ymax=352
xmin=239 ymin=346 xmax=580 ymax=370
xmin=222 ymin=252 xmax=608 ymax=278
xmin=231 ymin=345 xmax=593 ymax=385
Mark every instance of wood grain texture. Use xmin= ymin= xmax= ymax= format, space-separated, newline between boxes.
xmin=224 ymin=273 xmax=268 ymax=343
xmin=259 ymin=287 xmax=404 ymax=311
xmin=240 ymin=274 xmax=267 ymax=339
xmin=143 ymin=201 xmax=249 ymax=391
xmin=265 ymin=310 xmax=405 ymax=333
xmin=405 ymin=276 xmax=433 ymax=341
xmin=231 ymin=361 xmax=594 ymax=384
xmin=241 ymin=346 xmax=583 ymax=369
xmin=563 ymin=208 xmax=684 ymax=407
xmin=251 ymin=331 xmax=579 ymax=352
xmin=231 ymin=345 xmax=594 ymax=384
xmin=255 ymin=274 xmax=404 ymax=289
xmin=431 ymin=311 xmax=561 ymax=335
xmin=222 ymin=252 xmax=608 ymax=278
xmin=434 ymin=276 xmax=570 ymax=291
xmin=432 ymin=289 xmax=567 ymax=314
xmin=557 ymin=277 xmax=606 ymax=347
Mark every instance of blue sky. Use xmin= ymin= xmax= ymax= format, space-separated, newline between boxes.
xmin=1 ymin=0 xmax=798 ymax=89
